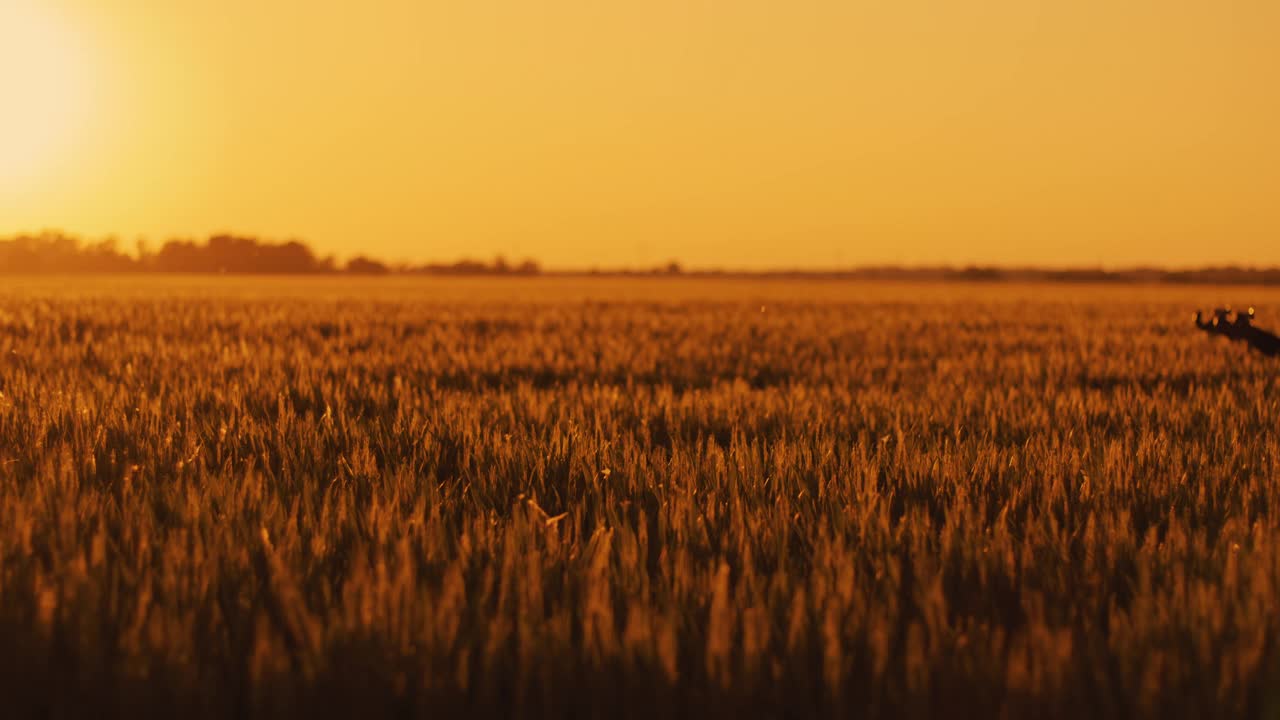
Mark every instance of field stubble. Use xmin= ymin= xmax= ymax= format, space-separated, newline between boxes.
xmin=0 ymin=277 xmax=1278 ymax=718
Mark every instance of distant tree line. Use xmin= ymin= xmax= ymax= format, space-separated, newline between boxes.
xmin=581 ymin=264 xmax=1280 ymax=285
xmin=0 ymin=231 xmax=541 ymax=276
xmin=6 ymin=231 xmax=1280 ymax=284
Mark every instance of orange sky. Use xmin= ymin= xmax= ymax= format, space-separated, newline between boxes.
xmin=2 ymin=0 xmax=1278 ymax=268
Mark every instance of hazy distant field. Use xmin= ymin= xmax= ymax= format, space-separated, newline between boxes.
xmin=1 ymin=277 xmax=1278 ymax=719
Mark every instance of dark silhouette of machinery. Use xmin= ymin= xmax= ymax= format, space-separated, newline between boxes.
xmin=1194 ymin=306 xmax=1280 ymax=357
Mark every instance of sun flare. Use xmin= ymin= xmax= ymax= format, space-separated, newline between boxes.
xmin=0 ymin=2 xmax=92 ymax=190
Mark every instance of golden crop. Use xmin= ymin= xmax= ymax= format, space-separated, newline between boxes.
xmin=1 ymin=277 xmax=1277 ymax=718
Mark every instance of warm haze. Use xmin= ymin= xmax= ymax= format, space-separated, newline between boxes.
xmin=7 ymin=4 xmax=1280 ymax=717
xmin=2 ymin=0 xmax=1278 ymax=269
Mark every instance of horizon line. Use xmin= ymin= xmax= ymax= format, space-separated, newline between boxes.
xmin=5 ymin=229 xmax=1280 ymax=275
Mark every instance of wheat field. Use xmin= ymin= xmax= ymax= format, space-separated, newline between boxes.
xmin=1 ymin=276 xmax=1278 ymax=719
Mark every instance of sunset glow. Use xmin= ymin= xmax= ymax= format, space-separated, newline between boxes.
xmin=4 ymin=1 xmax=1279 ymax=267
xmin=6 ymin=4 xmax=1280 ymax=713
xmin=0 ymin=1 xmax=93 ymax=191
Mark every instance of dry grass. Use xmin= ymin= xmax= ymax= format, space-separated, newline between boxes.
xmin=1 ymin=277 xmax=1278 ymax=719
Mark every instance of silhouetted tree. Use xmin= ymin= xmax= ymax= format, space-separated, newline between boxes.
xmin=0 ymin=231 xmax=135 ymax=273
xmin=345 ymin=256 xmax=390 ymax=275
xmin=153 ymin=235 xmax=328 ymax=273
